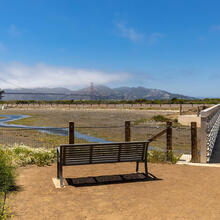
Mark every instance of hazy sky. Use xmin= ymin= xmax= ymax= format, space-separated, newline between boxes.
xmin=0 ymin=0 xmax=220 ymax=97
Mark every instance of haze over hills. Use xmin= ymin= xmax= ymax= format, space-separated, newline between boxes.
xmin=2 ymin=85 xmax=194 ymax=101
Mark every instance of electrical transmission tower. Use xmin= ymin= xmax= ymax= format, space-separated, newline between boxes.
xmin=90 ymin=82 xmax=94 ymax=100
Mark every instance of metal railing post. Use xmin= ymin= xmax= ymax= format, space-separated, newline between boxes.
xmin=191 ymin=122 xmax=199 ymax=163
xmin=200 ymin=115 xmax=208 ymax=163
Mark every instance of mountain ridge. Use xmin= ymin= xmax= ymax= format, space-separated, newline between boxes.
xmin=2 ymin=86 xmax=194 ymax=100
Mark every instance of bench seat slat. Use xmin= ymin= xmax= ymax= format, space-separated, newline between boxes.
xmin=64 ymin=159 xmax=145 ymax=166
xmin=65 ymin=156 xmax=144 ymax=164
xmin=64 ymin=152 xmax=143 ymax=157
xmin=61 ymin=142 xmax=148 ymax=166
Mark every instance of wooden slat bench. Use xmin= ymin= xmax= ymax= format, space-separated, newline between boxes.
xmin=57 ymin=141 xmax=149 ymax=187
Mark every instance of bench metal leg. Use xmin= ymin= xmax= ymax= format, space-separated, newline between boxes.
xmin=57 ymin=161 xmax=60 ymax=179
xmin=60 ymin=164 xmax=63 ymax=187
xmin=145 ymin=160 xmax=148 ymax=175
xmin=144 ymin=143 xmax=149 ymax=176
xmin=57 ymin=149 xmax=60 ymax=179
xmin=136 ymin=161 xmax=139 ymax=173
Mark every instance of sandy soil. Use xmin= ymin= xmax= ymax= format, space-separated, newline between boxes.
xmin=9 ymin=163 xmax=220 ymax=220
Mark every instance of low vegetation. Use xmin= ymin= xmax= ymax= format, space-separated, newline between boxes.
xmin=0 ymin=145 xmax=56 ymax=167
xmin=152 ymin=115 xmax=178 ymax=125
xmin=133 ymin=118 xmax=151 ymax=125
xmin=152 ymin=115 xmax=170 ymax=122
xmin=1 ymin=97 xmax=220 ymax=104
xmin=148 ymin=149 xmax=181 ymax=164
xmin=0 ymin=145 xmax=56 ymax=218
xmin=0 ymin=148 xmax=16 ymax=219
xmin=6 ymin=116 xmax=38 ymax=126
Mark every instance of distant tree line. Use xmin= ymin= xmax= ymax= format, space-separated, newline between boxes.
xmin=0 ymin=97 xmax=220 ymax=105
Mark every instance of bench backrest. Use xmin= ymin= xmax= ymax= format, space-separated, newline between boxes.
xmin=59 ymin=141 xmax=148 ymax=166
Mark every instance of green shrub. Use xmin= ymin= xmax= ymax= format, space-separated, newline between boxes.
xmin=148 ymin=149 xmax=181 ymax=164
xmin=173 ymin=118 xmax=178 ymax=123
xmin=0 ymin=145 xmax=57 ymax=219
xmin=0 ymin=150 xmax=15 ymax=219
xmin=0 ymin=149 xmax=15 ymax=193
xmin=0 ymin=192 xmax=13 ymax=219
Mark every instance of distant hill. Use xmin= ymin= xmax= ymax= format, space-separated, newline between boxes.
xmin=2 ymin=86 xmax=194 ymax=100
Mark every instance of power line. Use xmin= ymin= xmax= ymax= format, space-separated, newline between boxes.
xmin=0 ymin=80 xmax=112 ymax=99
xmin=3 ymin=92 xmax=111 ymax=99
xmin=0 ymin=77 xmax=25 ymax=89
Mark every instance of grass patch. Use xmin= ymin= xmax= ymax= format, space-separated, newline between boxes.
xmin=6 ymin=116 xmax=38 ymax=126
xmin=152 ymin=115 xmax=180 ymax=126
xmin=133 ymin=118 xmax=151 ymax=125
xmin=152 ymin=115 xmax=170 ymax=122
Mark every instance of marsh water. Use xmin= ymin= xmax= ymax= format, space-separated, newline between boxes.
xmin=0 ymin=114 xmax=162 ymax=152
xmin=0 ymin=114 xmax=110 ymax=143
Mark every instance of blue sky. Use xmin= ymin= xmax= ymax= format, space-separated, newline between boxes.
xmin=0 ymin=0 xmax=220 ymax=97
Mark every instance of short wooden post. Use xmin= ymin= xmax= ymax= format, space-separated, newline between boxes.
xmin=69 ymin=122 xmax=75 ymax=144
xmin=125 ymin=121 xmax=131 ymax=142
xmin=191 ymin=122 xmax=198 ymax=163
xmin=197 ymin=106 xmax=200 ymax=117
xmin=179 ymin=104 xmax=183 ymax=115
xmin=166 ymin=121 xmax=173 ymax=161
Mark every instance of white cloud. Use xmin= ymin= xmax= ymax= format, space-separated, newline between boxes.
xmin=0 ymin=43 xmax=6 ymax=52
xmin=116 ymin=22 xmax=144 ymax=42
xmin=148 ymin=32 xmax=165 ymax=45
xmin=0 ymin=62 xmax=130 ymax=89
xmin=8 ymin=24 xmax=21 ymax=37
xmin=116 ymin=22 xmax=164 ymax=45
xmin=211 ymin=25 xmax=220 ymax=31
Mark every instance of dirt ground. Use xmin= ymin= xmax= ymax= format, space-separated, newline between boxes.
xmin=9 ymin=163 xmax=220 ymax=220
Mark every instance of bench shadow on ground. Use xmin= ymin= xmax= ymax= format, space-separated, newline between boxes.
xmin=66 ymin=172 xmax=162 ymax=187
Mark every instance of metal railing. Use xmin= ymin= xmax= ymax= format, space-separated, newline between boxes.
xmin=200 ymin=104 xmax=220 ymax=162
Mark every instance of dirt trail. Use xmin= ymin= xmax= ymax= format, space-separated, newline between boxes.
xmin=9 ymin=163 xmax=220 ymax=220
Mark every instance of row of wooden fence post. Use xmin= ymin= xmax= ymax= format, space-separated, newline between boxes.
xmin=68 ymin=120 xmax=199 ymax=163
xmin=69 ymin=121 xmax=134 ymax=144
xmin=69 ymin=121 xmax=174 ymax=160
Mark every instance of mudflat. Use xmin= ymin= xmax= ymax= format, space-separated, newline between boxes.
xmin=9 ymin=163 xmax=220 ymax=220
